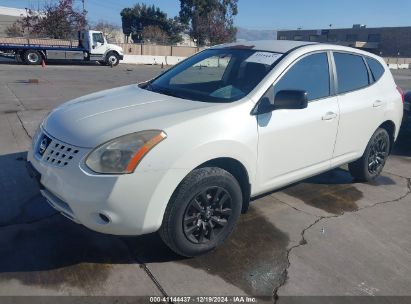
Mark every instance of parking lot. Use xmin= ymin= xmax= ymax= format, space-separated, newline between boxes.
xmin=0 ymin=59 xmax=410 ymax=303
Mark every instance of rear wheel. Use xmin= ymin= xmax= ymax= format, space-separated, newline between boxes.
xmin=24 ymin=50 xmax=42 ymax=65
xmin=159 ymin=167 xmax=242 ymax=257
xmin=105 ymin=52 xmax=120 ymax=66
xmin=349 ymin=128 xmax=390 ymax=182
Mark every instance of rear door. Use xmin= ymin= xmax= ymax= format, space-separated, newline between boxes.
xmin=331 ymin=52 xmax=387 ymax=166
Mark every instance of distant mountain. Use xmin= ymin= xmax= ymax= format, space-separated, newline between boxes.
xmin=236 ymin=27 xmax=277 ymax=41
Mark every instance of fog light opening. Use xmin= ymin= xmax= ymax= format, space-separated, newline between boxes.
xmin=98 ymin=213 xmax=111 ymax=224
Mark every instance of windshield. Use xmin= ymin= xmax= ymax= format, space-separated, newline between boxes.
xmin=144 ymin=49 xmax=283 ymax=103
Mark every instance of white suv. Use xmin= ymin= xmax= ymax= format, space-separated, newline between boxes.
xmin=27 ymin=40 xmax=404 ymax=256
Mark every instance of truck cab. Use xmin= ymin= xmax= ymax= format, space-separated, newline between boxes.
xmin=80 ymin=30 xmax=124 ymax=65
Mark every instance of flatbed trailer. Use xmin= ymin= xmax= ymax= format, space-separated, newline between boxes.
xmin=0 ymin=30 xmax=124 ymax=66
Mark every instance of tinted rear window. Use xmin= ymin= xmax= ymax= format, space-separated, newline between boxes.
xmin=366 ymin=57 xmax=385 ymax=82
xmin=334 ymin=52 xmax=370 ymax=94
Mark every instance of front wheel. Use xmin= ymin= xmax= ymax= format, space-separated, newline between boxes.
xmin=349 ymin=128 xmax=390 ymax=182
xmin=159 ymin=167 xmax=243 ymax=257
xmin=105 ymin=52 xmax=120 ymax=66
xmin=24 ymin=50 xmax=42 ymax=65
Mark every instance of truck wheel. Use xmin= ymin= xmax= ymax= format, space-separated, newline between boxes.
xmin=24 ymin=50 xmax=42 ymax=65
xmin=349 ymin=128 xmax=390 ymax=182
xmin=159 ymin=167 xmax=242 ymax=257
xmin=105 ymin=52 xmax=120 ymax=66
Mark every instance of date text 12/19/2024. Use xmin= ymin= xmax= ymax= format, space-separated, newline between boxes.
xmin=149 ymin=296 xmax=259 ymax=303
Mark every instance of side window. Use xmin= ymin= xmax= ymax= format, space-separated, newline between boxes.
xmin=334 ymin=53 xmax=370 ymax=94
xmin=93 ymin=33 xmax=104 ymax=44
xmin=366 ymin=57 xmax=385 ymax=82
xmin=274 ymin=53 xmax=330 ymax=102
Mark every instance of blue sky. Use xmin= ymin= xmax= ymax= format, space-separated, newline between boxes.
xmin=1 ymin=0 xmax=411 ymax=29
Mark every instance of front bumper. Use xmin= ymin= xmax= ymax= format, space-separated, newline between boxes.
xmin=119 ymin=54 xmax=124 ymax=60
xmin=27 ymin=130 xmax=186 ymax=236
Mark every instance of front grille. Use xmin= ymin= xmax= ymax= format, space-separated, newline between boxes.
xmin=36 ymin=132 xmax=82 ymax=168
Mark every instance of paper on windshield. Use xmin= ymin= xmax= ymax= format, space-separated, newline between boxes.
xmin=245 ymin=52 xmax=282 ymax=65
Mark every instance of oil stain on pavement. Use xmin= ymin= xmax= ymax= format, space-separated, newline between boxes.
xmin=282 ymin=168 xmax=398 ymax=215
xmin=180 ymin=207 xmax=289 ymax=296
xmin=283 ymin=169 xmax=362 ymax=214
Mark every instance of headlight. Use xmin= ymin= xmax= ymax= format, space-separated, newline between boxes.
xmin=85 ymin=130 xmax=167 ymax=174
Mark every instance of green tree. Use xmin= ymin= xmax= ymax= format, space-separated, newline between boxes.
xmin=120 ymin=3 xmax=183 ymax=44
xmin=179 ymin=0 xmax=238 ymax=46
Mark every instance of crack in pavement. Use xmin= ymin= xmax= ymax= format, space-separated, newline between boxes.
xmin=273 ymin=177 xmax=411 ymax=303
xmin=5 ymin=83 xmax=25 ymax=110
xmin=270 ymin=194 xmax=319 ymax=217
xmin=15 ymin=111 xmax=32 ymax=140
xmin=121 ymin=238 xmax=171 ymax=299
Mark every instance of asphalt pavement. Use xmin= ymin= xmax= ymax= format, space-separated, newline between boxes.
xmin=0 ymin=59 xmax=410 ymax=303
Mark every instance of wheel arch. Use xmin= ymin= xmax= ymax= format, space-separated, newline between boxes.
xmin=196 ymin=157 xmax=251 ymax=213
xmin=25 ymin=49 xmax=46 ymax=58
xmin=378 ymin=120 xmax=396 ymax=152
xmin=105 ymin=50 xmax=120 ymax=59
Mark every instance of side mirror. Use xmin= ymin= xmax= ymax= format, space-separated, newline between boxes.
xmin=274 ymin=90 xmax=308 ymax=110
xmin=252 ymin=97 xmax=275 ymax=115
xmin=251 ymin=89 xmax=308 ymax=116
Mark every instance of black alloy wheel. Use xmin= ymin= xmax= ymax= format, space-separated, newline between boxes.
xmin=159 ymin=167 xmax=242 ymax=257
xmin=367 ymin=131 xmax=389 ymax=175
xmin=349 ymin=128 xmax=391 ymax=182
xmin=183 ymin=186 xmax=232 ymax=244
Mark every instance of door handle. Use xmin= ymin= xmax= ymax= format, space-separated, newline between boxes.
xmin=373 ymin=100 xmax=384 ymax=107
xmin=322 ymin=112 xmax=337 ymax=121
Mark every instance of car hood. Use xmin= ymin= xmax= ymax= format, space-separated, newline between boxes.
xmin=43 ymin=84 xmax=218 ymax=148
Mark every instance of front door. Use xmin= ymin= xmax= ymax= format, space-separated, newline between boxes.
xmin=89 ymin=31 xmax=106 ymax=59
xmin=255 ymin=52 xmax=339 ymax=194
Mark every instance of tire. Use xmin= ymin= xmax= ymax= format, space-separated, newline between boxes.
xmin=349 ymin=128 xmax=390 ymax=182
xmin=105 ymin=52 xmax=120 ymax=66
xmin=159 ymin=167 xmax=243 ymax=257
xmin=24 ymin=50 xmax=42 ymax=65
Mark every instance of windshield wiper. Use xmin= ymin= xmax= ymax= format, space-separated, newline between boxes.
xmin=149 ymin=85 xmax=187 ymax=99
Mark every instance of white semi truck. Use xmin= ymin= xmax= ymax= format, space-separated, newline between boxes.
xmin=0 ymin=30 xmax=124 ymax=66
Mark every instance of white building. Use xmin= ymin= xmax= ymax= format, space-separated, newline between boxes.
xmin=0 ymin=6 xmax=30 ymax=37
